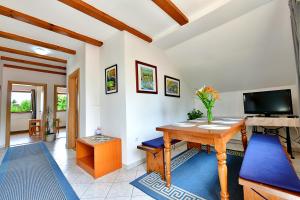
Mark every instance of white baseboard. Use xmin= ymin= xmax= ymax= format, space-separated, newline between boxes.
xmin=123 ymin=158 xmax=145 ymax=170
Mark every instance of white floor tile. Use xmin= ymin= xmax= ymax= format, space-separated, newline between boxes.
xmin=106 ymin=182 xmax=133 ymax=198
xmin=81 ymin=183 xmax=112 ymax=199
xmin=71 ymin=184 xmax=90 ymax=198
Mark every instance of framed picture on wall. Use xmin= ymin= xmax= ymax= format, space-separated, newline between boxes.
xmin=135 ymin=60 xmax=158 ymax=94
xmin=105 ymin=64 xmax=118 ymax=94
xmin=164 ymin=75 xmax=180 ymax=97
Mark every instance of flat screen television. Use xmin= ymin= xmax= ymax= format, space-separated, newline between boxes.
xmin=243 ymin=89 xmax=293 ymax=116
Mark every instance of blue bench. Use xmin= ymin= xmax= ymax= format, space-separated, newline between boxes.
xmin=137 ymin=137 xmax=180 ymax=180
xmin=239 ymin=134 xmax=300 ymax=199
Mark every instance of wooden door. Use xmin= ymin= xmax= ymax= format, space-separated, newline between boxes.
xmin=67 ymin=69 xmax=80 ymax=149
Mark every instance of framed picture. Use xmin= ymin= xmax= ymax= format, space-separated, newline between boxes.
xmin=164 ymin=75 xmax=180 ymax=97
xmin=135 ymin=60 xmax=158 ymax=94
xmin=105 ymin=64 xmax=118 ymax=94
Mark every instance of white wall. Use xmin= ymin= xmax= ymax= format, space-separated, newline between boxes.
xmin=67 ymin=45 xmax=86 ymax=138
xmin=99 ymin=32 xmax=128 ymax=162
xmin=0 ymin=67 xmax=65 ymax=147
xmin=98 ymin=32 xmax=194 ymax=166
xmin=194 ymin=85 xmax=299 ymax=141
xmin=84 ymin=44 xmax=101 ymax=136
xmin=57 ymin=111 xmax=67 ymax=127
xmin=194 ymin=85 xmax=299 ymax=117
xmin=123 ymin=33 xmax=194 ymax=166
xmin=67 ymin=44 xmax=101 ymax=138
xmin=10 ymin=113 xmax=32 ymax=132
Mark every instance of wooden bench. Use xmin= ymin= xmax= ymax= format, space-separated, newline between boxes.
xmin=137 ymin=137 xmax=210 ymax=180
xmin=239 ymin=134 xmax=300 ymax=200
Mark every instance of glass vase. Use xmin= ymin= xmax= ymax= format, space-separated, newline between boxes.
xmin=207 ymin=108 xmax=213 ymax=123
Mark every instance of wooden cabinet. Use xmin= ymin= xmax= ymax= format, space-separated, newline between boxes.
xmin=76 ymin=135 xmax=122 ymax=178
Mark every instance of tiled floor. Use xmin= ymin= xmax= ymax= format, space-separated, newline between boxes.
xmin=10 ymin=128 xmax=66 ymax=146
xmin=10 ymin=133 xmax=42 ymax=146
xmin=0 ymin=138 xmax=299 ymax=200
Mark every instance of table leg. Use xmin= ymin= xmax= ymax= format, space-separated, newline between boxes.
xmin=164 ymin=132 xmax=171 ymax=188
xmin=215 ymin=140 xmax=229 ymax=200
xmin=286 ymin=127 xmax=295 ymax=159
xmin=241 ymin=125 xmax=248 ymax=151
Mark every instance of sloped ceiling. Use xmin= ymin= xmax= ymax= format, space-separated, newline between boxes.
xmin=165 ymin=0 xmax=297 ymax=92
xmin=0 ymin=0 xmax=296 ymax=93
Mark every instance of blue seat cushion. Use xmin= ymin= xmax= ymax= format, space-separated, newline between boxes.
xmin=142 ymin=137 xmax=180 ymax=149
xmin=239 ymin=134 xmax=300 ymax=193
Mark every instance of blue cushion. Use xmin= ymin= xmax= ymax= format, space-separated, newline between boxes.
xmin=142 ymin=137 xmax=180 ymax=149
xmin=240 ymin=134 xmax=300 ymax=193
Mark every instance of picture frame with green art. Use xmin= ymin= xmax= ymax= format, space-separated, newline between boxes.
xmin=105 ymin=64 xmax=118 ymax=94
xmin=135 ymin=60 xmax=158 ymax=94
xmin=164 ymin=75 xmax=180 ymax=97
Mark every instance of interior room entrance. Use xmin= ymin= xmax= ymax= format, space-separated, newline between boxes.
xmin=54 ymin=85 xmax=67 ymax=139
xmin=6 ymin=81 xmax=47 ymax=147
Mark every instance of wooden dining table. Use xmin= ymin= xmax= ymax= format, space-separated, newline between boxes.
xmin=156 ymin=118 xmax=248 ymax=200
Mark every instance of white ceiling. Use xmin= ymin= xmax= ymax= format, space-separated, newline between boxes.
xmin=0 ymin=0 xmax=233 ymax=67
xmin=0 ymin=0 xmax=296 ymax=93
xmin=166 ymin=0 xmax=297 ymax=92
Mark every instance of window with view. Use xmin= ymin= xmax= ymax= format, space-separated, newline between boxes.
xmin=11 ymin=92 xmax=32 ymax=113
xmin=57 ymin=94 xmax=67 ymax=111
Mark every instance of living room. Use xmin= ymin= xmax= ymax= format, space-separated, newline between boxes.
xmin=0 ymin=0 xmax=299 ymax=200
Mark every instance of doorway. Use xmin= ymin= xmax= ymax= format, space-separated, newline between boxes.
xmin=67 ymin=69 xmax=80 ymax=149
xmin=54 ymin=85 xmax=67 ymax=139
xmin=6 ymin=81 xmax=47 ymax=147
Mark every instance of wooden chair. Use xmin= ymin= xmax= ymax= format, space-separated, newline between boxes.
xmin=28 ymin=119 xmax=42 ymax=137
xmin=53 ymin=118 xmax=60 ymax=134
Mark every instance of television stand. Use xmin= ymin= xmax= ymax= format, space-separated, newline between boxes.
xmin=246 ymin=116 xmax=299 ymax=159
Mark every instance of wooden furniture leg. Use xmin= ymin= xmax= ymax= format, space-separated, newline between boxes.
xmin=207 ymin=145 xmax=211 ymax=154
xmin=146 ymin=150 xmax=165 ymax=180
xmin=241 ymin=125 xmax=248 ymax=151
xmin=215 ymin=140 xmax=229 ymax=200
xmin=164 ymin=132 xmax=171 ymax=188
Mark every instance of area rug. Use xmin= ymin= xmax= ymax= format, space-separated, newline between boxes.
xmin=131 ymin=148 xmax=244 ymax=200
xmin=0 ymin=142 xmax=78 ymax=200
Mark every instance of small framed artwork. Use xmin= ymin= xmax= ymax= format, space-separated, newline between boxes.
xmin=164 ymin=75 xmax=180 ymax=97
xmin=135 ymin=60 xmax=158 ymax=94
xmin=105 ymin=64 xmax=118 ymax=94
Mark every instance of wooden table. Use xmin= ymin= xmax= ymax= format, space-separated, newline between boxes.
xmin=76 ymin=135 xmax=122 ymax=178
xmin=156 ymin=119 xmax=247 ymax=200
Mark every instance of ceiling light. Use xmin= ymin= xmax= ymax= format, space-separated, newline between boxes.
xmin=32 ymin=47 xmax=50 ymax=55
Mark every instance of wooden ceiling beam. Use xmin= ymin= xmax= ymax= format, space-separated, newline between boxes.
xmin=0 ymin=5 xmax=103 ymax=46
xmin=0 ymin=31 xmax=76 ymax=55
xmin=3 ymin=64 xmax=66 ymax=76
xmin=152 ymin=0 xmax=189 ymax=25
xmin=1 ymin=56 xmax=66 ymax=70
xmin=0 ymin=46 xmax=67 ymax=63
xmin=58 ymin=0 xmax=152 ymax=43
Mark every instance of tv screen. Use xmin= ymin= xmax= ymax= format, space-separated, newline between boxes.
xmin=243 ymin=89 xmax=293 ymax=115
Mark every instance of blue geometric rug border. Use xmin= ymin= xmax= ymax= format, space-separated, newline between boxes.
xmin=131 ymin=148 xmax=243 ymax=200
xmin=0 ymin=142 xmax=79 ymax=200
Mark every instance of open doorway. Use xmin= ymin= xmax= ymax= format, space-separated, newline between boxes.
xmin=67 ymin=69 xmax=79 ymax=149
xmin=6 ymin=81 xmax=47 ymax=147
xmin=54 ymin=85 xmax=67 ymax=139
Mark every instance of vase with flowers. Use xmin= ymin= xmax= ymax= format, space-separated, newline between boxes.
xmin=196 ymin=86 xmax=220 ymax=123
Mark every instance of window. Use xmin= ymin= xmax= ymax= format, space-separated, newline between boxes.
xmin=11 ymin=92 xmax=32 ymax=113
xmin=57 ymin=94 xmax=67 ymax=111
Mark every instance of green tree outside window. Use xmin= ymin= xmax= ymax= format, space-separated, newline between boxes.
xmin=11 ymin=92 xmax=32 ymax=113
xmin=57 ymin=94 xmax=67 ymax=111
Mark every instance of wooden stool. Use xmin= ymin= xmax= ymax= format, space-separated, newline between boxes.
xmin=28 ymin=119 xmax=41 ymax=137
xmin=53 ymin=118 xmax=60 ymax=134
